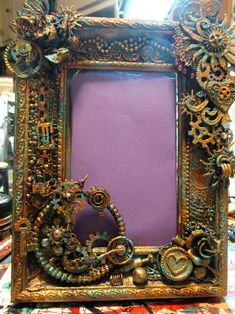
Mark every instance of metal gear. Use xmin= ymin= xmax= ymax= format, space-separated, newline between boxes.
xmin=61 ymin=250 xmax=89 ymax=274
xmin=196 ymin=60 xmax=228 ymax=90
xmin=29 ymin=192 xmax=46 ymax=209
xmin=203 ymin=26 xmax=230 ymax=54
xmin=4 ymin=40 xmax=42 ymax=78
xmin=85 ymin=231 xmax=111 ymax=263
xmin=212 ymin=66 xmax=227 ymax=82
xmin=207 ymin=80 xmax=235 ymax=113
xmin=66 ymin=233 xmax=81 ymax=252
xmin=106 ymin=236 xmax=134 ymax=265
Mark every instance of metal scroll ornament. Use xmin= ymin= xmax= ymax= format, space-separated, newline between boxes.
xmin=176 ymin=0 xmax=235 ymax=184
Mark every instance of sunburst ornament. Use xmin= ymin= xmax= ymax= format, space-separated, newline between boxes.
xmin=186 ymin=22 xmax=235 ymax=68
xmin=175 ymin=15 xmax=235 ymax=70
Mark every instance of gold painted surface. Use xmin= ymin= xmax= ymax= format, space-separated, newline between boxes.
xmin=4 ymin=0 xmax=234 ymax=303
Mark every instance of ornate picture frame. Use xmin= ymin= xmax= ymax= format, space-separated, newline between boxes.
xmin=4 ymin=0 xmax=235 ymax=302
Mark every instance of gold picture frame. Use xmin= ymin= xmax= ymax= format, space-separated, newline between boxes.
xmin=4 ymin=0 xmax=235 ymax=302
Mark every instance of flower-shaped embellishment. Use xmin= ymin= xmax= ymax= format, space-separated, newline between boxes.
xmin=184 ymin=230 xmax=219 ymax=267
xmin=175 ymin=8 xmax=235 ymax=69
xmin=171 ymin=230 xmax=220 ymax=280
xmin=41 ymin=225 xmax=67 ymax=256
xmin=197 ymin=24 xmax=235 ymax=64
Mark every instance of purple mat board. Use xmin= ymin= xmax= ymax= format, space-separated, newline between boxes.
xmin=70 ymin=70 xmax=177 ymax=246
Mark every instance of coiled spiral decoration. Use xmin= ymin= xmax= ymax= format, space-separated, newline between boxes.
xmin=32 ymin=180 xmax=131 ymax=284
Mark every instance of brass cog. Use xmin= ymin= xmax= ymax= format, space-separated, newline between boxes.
xmin=212 ymin=66 xmax=227 ymax=82
xmin=207 ymin=80 xmax=235 ymax=113
xmin=85 ymin=231 xmax=111 ymax=262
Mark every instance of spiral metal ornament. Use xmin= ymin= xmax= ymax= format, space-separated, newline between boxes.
xmin=4 ymin=41 xmax=17 ymax=73
xmin=4 ymin=40 xmax=43 ymax=78
xmin=216 ymin=156 xmax=234 ymax=178
xmin=87 ymin=188 xmax=111 ymax=216
xmin=32 ymin=179 xmax=130 ymax=284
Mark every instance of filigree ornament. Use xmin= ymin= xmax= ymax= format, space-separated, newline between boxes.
xmin=5 ymin=0 xmax=174 ymax=70
xmin=175 ymin=3 xmax=235 ymax=69
xmin=10 ymin=0 xmax=50 ymax=38
xmin=189 ymin=116 xmax=216 ymax=147
xmin=175 ymin=0 xmax=235 ymax=182
xmin=178 ymin=0 xmax=220 ymax=23
xmin=31 ymin=176 xmax=222 ymax=286
xmin=75 ymin=37 xmax=173 ymax=63
xmin=180 ymin=91 xmax=217 ymax=146
xmin=180 ymin=87 xmax=235 ymax=181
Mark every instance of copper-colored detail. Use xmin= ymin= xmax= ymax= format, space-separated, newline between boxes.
xmin=45 ymin=37 xmax=174 ymax=65
xmin=30 ymin=179 xmax=133 ymax=284
xmin=81 ymin=17 xmax=175 ymax=33
xmin=158 ymin=230 xmax=219 ymax=282
xmin=0 ymin=214 xmax=12 ymax=226
xmin=16 ymin=285 xmax=223 ymax=302
xmin=132 ymin=267 xmax=148 ymax=285
xmin=11 ymin=78 xmax=28 ymax=298
xmin=160 ymin=247 xmax=193 ymax=281
xmin=4 ymin=40 xmax=43 ymax=78
xmin=6 ymin=0 xmax=231 ymax=303
xmin=13 ymin=79 xmax=27 ymax=219
xmin=176 ymin=0 xmax=235 ymax=184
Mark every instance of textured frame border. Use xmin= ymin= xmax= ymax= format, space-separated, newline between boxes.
xmin=4 ymin=0 xmax=235 ymax=302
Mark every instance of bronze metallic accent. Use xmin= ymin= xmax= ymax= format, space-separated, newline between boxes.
xmin=30 ymin=178 xmax=132 ymax=284
xmin=160 ymin=246 xmax=193 ymax=281
xmin=176 ymin=0 xmax=235 ymax=184
xmin=132 ymin=267 xmax=148 ymax=285
xmin=6 ymin=0 xmax=232 ymax=303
